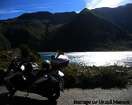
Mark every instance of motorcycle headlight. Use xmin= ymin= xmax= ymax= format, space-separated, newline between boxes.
xmin=20 ymin=65 xmax=25 ymax=71
xmin=58 ymin=70 xmax=64 ymax=77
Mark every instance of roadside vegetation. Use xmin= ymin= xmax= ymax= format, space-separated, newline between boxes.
xmin=0 ymin=50 xmax=12 ymax=84
xmin=64 ymin=64 xmax=132 ymax=89
xmin=0 ymin=49 xmax=132 ymax=89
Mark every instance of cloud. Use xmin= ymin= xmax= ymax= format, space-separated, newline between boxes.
xmin=85 ymin=0 xmax=132 ymax=9
xmin=85 ymin=0 xmax=100 ymax=9
xmin=96 ymin=0 xmax=122 ymax=8
xmin=118 ymin=0 xmax=132 ymax=5
xmin=0 ymin=9 xmax=23 ymax=14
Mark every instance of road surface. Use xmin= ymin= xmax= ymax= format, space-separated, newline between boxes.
xmin=0 ymin=86 xmax=132 ymax=105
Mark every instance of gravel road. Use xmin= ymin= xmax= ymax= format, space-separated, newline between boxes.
xmin=0 ymin=86 xmax=132 ymax=105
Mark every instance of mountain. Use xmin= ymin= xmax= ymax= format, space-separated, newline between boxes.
xmin=93 ymin=4 xmax=132 ymax=34
xmin=16 ymin=11 xmax=77 ymax=25
xmin=0 ymin=8 xmax=131 ymax=51
xmin=0 ymin=32 xmax=10 ymax=50
xmin=0 ymin=12 xmax=77 ymax=51
xmin=0 ymin=20 xmax=44 ymax=50
xmin=44 ymin=8 xmax=130 ymax=51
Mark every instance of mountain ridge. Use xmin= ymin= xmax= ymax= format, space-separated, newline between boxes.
xmin=0 ymin=4 xmax=132 ymax=51
xmin=93 ymin=3 xmax=132 ymax=34
xmin=44 ymin=8 xmax=130 ymax=51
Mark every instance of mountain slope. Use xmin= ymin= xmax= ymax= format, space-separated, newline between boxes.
xmin=0 ymin=9 xmax=131 ymax=51
xmin=16 ymin=11 xmax=77 ymax=25
xmin=0 ymin=20 xmax=47 ymax=50
xmin=93 ymin=4 xmax=132 ymax=33
xmin=0 ymin=12 xmax=77 ymax=51
xmin=44 ymin=9 xmax=130 ymax=51
xmin=0 ymin=31 xmax=11 ymax=50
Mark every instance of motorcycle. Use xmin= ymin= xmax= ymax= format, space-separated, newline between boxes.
xmin=4 ymin=55 xmax=68 ymax=101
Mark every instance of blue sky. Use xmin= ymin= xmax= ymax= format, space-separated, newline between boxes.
xmin=0 ymin=0 xmax=132 ymax=20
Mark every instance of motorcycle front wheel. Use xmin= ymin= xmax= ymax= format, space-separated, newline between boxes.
xmin=48 ymin=87 xmax=60 ymax=101
xmin=5 ymin=83 xmax=16 ymax=98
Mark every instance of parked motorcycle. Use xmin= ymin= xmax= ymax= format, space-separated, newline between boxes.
xmin=4 ymin=55 xmax=69 ymax=101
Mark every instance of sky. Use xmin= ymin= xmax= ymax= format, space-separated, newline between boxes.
xmin=0 ymin=0 xmax=132 ymax=20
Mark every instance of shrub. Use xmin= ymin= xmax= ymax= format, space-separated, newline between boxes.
xmin=64 ymin=64 xmax=129 ymax=89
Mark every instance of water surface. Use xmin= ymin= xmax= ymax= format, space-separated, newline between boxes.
xmin=39 ymin=52 xmax=132 ymax=66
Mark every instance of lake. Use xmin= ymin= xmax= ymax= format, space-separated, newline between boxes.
xmin=39 ymin=52 xmax=132 ymax=67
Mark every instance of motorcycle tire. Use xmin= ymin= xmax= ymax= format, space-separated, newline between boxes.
xmin=4 ymin=80 xmax=16 ymax=98
xmin=48 ymin=87 xmax=60 ymax=101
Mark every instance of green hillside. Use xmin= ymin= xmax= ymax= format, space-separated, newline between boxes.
xmin=0 ymin=9 xmax=132 ymax=51
xmin=0 ymin=25 xmax=11 ymax=50
xmin=45 ymin=9 xmax=131 ymax=51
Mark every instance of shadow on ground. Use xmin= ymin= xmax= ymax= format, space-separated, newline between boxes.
xmin=0 ymin=93 xmax=57 ymax=105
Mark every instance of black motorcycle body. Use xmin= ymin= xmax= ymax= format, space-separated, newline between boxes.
xmin=4 ymin=61 xmax=64 ymax=100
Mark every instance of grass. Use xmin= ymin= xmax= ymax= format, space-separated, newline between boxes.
xmin=64 ymin=64 xmax=131 ymax=89
xmin=0 ymin=50 xmax=12 ymax=84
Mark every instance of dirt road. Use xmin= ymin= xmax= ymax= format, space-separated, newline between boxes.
xmin=0 ymin=86 xmax=132 ymax=105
